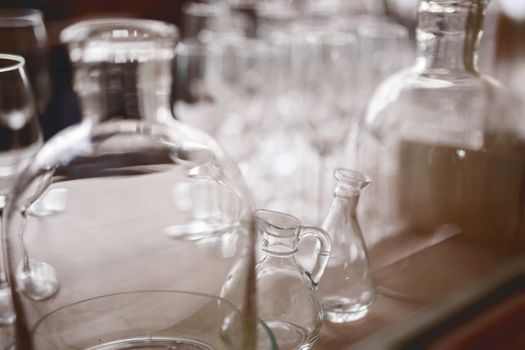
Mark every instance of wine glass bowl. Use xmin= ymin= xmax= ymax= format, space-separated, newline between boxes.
xmin=0 ymin=9 xmax=51 ymax=114
xmin=0 ymin=54 xmax=42 ymax=194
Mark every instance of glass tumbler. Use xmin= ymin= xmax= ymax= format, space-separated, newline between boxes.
xmin=3 ymin=18 xmax=271 ymax=350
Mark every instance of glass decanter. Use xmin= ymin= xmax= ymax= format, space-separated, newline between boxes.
xmin=319 ymin=168 xmax=375 ymax=323
xmin=2 ymin=18 xmax=274 ymax=350
xmin=358 ymin=0 xmax=525 ymax=301
xmin=254 ymin=209 xmax=331 ymax=350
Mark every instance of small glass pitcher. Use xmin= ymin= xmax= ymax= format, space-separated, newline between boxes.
xmin=254 ymin=209 xmax=331 ymax=350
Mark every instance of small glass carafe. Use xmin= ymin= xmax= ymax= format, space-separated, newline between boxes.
xmin=254 ymin=209 xmax=331 ymax=350
xmin=319 ymin=168 xmax=375 ymax=323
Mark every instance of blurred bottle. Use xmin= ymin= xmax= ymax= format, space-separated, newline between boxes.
xmin=358 ymin=0 xmax=525 ymax=301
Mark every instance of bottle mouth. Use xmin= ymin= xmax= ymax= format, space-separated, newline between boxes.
xmin=61 ymin=18 xmax=178 ymax=64
xmin=60 ymin=18 xmax=178 ymax=44
xmin=334 ymin=168 xmax=371 ymax=191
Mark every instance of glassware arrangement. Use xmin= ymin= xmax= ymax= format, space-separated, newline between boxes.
xmin=254 ymin=209 xmax=331 ymax=350
xmin=3 ymin=18 xmax=269 ymax=349
xmin=319 ymin=168 xmax=375 ymax=323
xmin=172 ymin=1 xmax=413 ymax=225
xmin=358 ymin=0 xmax=525 ymax=301
xmin=6 ymin=0 xmax=523 ymax=348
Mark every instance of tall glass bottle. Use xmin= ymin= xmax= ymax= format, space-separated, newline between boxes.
xmin=358 ymin=0 xmax=525 ymax=301
xmin=319 ymin=168 xmax=375 ymax=323
xmin=3 ymin=19 xmax=267 ymax=349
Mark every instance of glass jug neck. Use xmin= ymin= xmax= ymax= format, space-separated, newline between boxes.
xmin=415 ymin=0 xmax=486 ymax=73
xmin=74 ymin=52 xmax=174 ymax=123
xmin=261 ymin=228 xmax=299 ymax=257
xmin=62 ymin=19 xmax=178 ymax=124
xmin=331 ymin=188 xmax=360 ymax=212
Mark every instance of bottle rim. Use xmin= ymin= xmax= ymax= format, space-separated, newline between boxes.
xmin=334 ymin=168 xmax=371 ymax=190
xmin=60 ymin=18 xmax=178 ymax=44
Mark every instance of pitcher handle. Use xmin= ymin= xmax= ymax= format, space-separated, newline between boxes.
xmin=299 ymin=225 xmax=331 ymax=286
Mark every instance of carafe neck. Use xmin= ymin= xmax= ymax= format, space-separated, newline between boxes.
xmin=324 ymin=168 xmax=370 ymax=225
xmin=415 ymin=0 xmax=486 ymax=73
xmin=329 ymin=191 xmax=360 ymax=215
xmin=62 ymin=19 xmax=177 ymax=123
xmin=261 ymin=227 xmax=299 ymax=257
xmin=72 ymin=47 xmax=174 ymax=123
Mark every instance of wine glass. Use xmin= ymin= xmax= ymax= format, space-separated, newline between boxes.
xmin=270 ymin=22 xmax=359 ymax=222
xmin=0 ymin=53 xmax=40 ymax=324
xmin=0 ymin=9 xmax=51 ymax=115
xmin=0 ymin=54 xmax=58 ymax=325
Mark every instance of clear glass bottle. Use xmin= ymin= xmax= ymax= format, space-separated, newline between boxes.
xmin=319 ymin=168 xmax=375 ymax=323
xmin=3 ymin=18 xmax=273 ymax=349
xmin=254 ymin=209 xmax=331 ymax=350
xmin=358 ymin=0 xmax=525 ymax=301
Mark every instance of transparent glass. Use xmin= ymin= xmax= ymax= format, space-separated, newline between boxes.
xmin=173 ymin=39 xmax=222 ymax=136
xmin=254 ymin=209 xmax=331 ymax=350
xmin=0 ymin=9 xmax=51 ymax=113
xmin=319 ymin=168 xmax=375 ymax=323
xmin=0 ymin=53 xmax=43 ymax=325
xmin=358 ymin=0 xmax=525 ymax=301
xmin=3 ymin=19 xmax=267 ymax=349
xmin=174 ymin=36 xmax=278 ymax=134
xmin=0 ymin=54 xmax=42 ymax=196
xmin=263 ymin=24 xmax=359 ymax=222
xmin=355 ymin=21 xmax=411 ymax=122
xmin=3 ymin=291 xmax=278 ymax=350
xmin=182 ymin=2 xmax=249 ymax=41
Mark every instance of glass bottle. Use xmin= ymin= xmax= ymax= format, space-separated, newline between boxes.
xmin=254 ymin=209 xmax=331 ymax=350
xmin=358 ymin=0 xmax=525 ymax=301
xmin=319 ymin=168 xmax=375 ymax=323
xmin=3 ymin=18 xmax=273 ymax=349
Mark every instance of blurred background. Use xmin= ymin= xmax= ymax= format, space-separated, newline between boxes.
xmin=0 ymin=0 xmax=525 ymax=138
xmin=1 ymin=0 xmax=525 ymax=222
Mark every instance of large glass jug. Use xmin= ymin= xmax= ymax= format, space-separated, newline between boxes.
xmin=358 ymin=0 xmax=525 ymax=301
xmin=3 ymin=19 xmax=267 ymax=349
